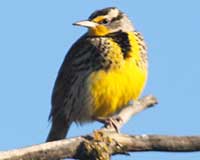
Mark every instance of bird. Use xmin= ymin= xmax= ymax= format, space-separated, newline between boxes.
xmin=47 ymin=7 xmax=148 ymax=142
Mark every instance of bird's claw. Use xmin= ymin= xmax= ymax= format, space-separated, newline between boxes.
xmin=95 ymin=116 xmax=123 ymax=133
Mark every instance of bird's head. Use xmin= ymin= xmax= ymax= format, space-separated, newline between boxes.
xmin=73 ymin=7 xmax=134 ymax=36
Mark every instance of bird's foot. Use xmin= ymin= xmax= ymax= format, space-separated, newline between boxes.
xmin=94 ymin=116 xmax=123 ymax=133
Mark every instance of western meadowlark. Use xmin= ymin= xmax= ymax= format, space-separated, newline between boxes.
xmin=47 ymin=7 xmax=148 ymax=142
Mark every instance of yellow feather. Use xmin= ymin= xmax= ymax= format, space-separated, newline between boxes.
xmin=89 ymin=25 xmax=110 ymax=36
xmin=87 ymin=32 xmax=147 ymax=117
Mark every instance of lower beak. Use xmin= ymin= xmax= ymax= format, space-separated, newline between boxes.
xmin=73 ymin=20 xmax=98 ymax=28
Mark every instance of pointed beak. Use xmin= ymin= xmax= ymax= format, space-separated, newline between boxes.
xmin=73 ymin=20 xmax=98 ymax=28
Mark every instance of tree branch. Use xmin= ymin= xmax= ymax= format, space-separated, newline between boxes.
xmin=102 ymin=95 xmax=157 ymax=131
xmin=1 ymin=95 xmax=199 ymax=160
xmin=1 ymin=134 xmax=200 ymax=160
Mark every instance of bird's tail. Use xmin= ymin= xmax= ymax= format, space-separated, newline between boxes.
xmin=46 ymin=117 xmax=71 ymax=142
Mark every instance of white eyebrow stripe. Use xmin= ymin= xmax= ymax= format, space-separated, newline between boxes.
xmin=107 ymin=8 xmax=119 ymax=18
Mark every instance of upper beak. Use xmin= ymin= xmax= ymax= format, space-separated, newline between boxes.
xmin=73 ymin=20 xmax=98 ymax=28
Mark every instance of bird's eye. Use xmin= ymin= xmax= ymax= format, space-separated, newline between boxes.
xmin=99 ymin=19 xmax=109 ymax=25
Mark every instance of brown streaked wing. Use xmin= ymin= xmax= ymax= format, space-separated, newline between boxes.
xmin=49 ymin=34 xmax=101 ymax=121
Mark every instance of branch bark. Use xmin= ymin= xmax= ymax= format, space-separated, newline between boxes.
xmin=102 ymin=95 xmax=157 ymax=131
xmin=1 ymin=134 xmax=200 ymax=160
xmin=1 ymin=95 xmax=199 ymax=160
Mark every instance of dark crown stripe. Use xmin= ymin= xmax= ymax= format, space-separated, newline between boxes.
xmin=89 ymin=7 xmax=117 ymax=20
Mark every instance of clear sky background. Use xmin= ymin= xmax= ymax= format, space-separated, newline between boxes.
xmin=0 ymin=0 xmax=200 ymax=160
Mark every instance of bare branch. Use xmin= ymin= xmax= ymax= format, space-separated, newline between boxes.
xmin=109 ymin=134 xmax=200 ymax=153
xmin=114 ymin=95 xmax=158 ymax=130
xmin=1 ymin=95 xmax=199 ymax=160
xmin=97 ymin=95 xmax=158 ymax=132
xmin=1 ymin=134 xmax=200 ymax=160
xmin=0 ymin=136 xmax=84 ymax=160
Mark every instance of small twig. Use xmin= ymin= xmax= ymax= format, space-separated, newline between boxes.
xmin=117 ymin=95 xmax=158 ymax=129
xmin=101 ymin=95 xmax=158 ymax=131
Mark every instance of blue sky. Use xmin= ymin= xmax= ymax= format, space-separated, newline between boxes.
xmin=0 ymin=0 xmax=200 ymax=159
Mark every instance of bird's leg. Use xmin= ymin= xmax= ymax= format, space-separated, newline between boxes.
xmin=94 ymin=115 xmax=123 ymax=133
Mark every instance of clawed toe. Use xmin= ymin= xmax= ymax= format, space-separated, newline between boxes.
xmin=94 ymin=116 xmax=123 ymax=133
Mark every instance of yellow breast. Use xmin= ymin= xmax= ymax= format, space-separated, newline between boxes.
xmin=86 ymin=32 xmax=148 ymax=117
